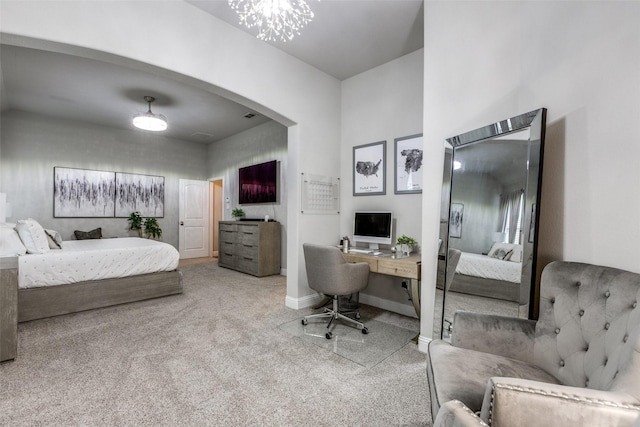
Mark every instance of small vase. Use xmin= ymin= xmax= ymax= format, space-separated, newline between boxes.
xmin=400 ymin=244 xmax=412 ymax=256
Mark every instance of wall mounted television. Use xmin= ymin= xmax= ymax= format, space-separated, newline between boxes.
xmin=239 ymin=160 xmax=277 ymax=204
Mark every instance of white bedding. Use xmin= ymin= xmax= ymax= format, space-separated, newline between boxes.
xmin=456 ymin=252 xmax=521 ymax=283
xmin=18 ymin=237 xmax=179 ymax=289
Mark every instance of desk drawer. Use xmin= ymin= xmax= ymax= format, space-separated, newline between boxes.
xmin=378 ymin=260 xmax=419 ymax=279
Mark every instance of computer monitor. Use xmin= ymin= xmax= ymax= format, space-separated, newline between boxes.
xmin=353 ymin=211 xmax=393 ymax=250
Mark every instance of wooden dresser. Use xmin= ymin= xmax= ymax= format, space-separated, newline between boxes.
xmin=218 ymin=221 xmax=281 ymax=277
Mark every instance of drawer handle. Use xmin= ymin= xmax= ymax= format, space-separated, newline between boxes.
xmin=243 ymin=257 xmax=253 ymax=261
xmin=243 ymin=244 xmax=254 ymax=248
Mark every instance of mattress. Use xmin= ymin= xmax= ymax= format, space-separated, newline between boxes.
xmin=18 ymin=237 xmax=180 ymax=289
xmin=455 ymin=252 xmax=521 ymax=284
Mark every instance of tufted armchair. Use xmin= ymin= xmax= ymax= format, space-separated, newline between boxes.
xmin=427 ymin=261 xmax=640 ymax=426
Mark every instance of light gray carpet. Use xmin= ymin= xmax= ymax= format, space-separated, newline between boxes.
xmin=0 ymin=261 xmax=430 ymax=426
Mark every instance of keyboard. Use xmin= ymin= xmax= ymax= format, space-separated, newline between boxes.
xmin=349 ymin=248 xmax=373 ymax=254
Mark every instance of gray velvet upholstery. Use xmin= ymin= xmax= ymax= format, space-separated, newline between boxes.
xmin=428 ymin=261 xmax=640 ymax=426
xmin=302 ymin=243 xmax=370 ymax=335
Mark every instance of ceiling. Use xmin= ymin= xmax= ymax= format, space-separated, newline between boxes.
xmin=0 ymin=1 xmax=424 ymax=144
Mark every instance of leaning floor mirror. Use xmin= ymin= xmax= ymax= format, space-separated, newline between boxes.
xmin=435 ymin=108 xmax=547 ymax=339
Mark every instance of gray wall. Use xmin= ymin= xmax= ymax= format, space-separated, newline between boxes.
xmin=208 ymin=120 xmax=288 ymax=270
xmin=340 ymin=50 xmax=424 ymax=317
xmin=0 ymin=110 xmax=209 ymax=248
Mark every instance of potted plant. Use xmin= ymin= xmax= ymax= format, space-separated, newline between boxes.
xmin=144 ymin=217 xmax=162 ymax=240
xmin=128 ymin=211 xmax=143 ymax=237
xmin=231 ymin=207 xmax=245 ymax=221
xmin=396 ymin=234 xmax=418 ymax=256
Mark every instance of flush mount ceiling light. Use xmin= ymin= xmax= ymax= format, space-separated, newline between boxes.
xmin=133 ymin=96 xmax=168 ymax=132
xmin=228 ymin=0 xmax=314 ymax=43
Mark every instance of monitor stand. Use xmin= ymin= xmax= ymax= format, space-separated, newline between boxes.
xmin=368 ymin=243 xmax=380 ymax=251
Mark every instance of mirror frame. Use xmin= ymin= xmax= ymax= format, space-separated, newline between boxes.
xmin=438 ymin=108 xmax=547 ymax=338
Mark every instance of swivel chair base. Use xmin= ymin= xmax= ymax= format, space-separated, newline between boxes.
xmin=302 ymin=295 xmax=369 ymax=339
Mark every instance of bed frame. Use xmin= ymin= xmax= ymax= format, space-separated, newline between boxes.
xmin=0 ymin=255 xmax=182 ymax=362
xmin=18 ymin=270 xmax=183 ymax=322
xmin=448 ymin=273 xmax=520 ymax=303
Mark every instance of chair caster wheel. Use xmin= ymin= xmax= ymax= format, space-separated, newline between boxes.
xmin=301 ymin=318 xmax=308 ymax=325
xmin=325 ymin=332 xmax=333 ymax=339
xmin=362 ymin=327 xmax=369 ymax=335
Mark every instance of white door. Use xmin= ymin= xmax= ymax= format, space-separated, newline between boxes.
xmin=179 ymin=179 xmax=210 ymax=259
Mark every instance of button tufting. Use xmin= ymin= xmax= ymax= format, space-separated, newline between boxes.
xmin=623 ymin=335 xmax=629 ymax=343
xmin=555 ymin=328 xmax=560 ymax=334
xmin=633 ymin=302 xmax=638 ymax=309
xmin=576 ymin=281 xmax=581 ymax=287
xmin=560 ymin=360 xmax=565 ymax=367
xmin=604 ymin=358 xmax=608 ymax=365
xmin=605 ymin=323 xmax=610 ymax=330
xmin=605 ymin=290 xmax=611 ymax=298
xmin=550 ymin=297 xmax=555 ymax=304
xmin=579 ymin=309 xmax=585 ymax=316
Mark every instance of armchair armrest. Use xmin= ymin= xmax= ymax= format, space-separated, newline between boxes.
xmin=451 ymin=311 xmax=537 ymax=364
xmin=479 ymin=377 xmax=640 ymax=427
xmin=434 ymin=400 xmax=488 ymax=427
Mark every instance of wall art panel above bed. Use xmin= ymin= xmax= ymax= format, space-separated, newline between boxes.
xmin=53 ymin=167 xmax=165 ymax=218
xmin=115 ymin=172 xmax=164 ymax=218
xmin=53 ymin=167 xmax=116 ymax=218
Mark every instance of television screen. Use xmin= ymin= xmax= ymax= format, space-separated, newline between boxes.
xmin=239 ymin=160 xmax=277 ymax=204
xmin=353 ymin=211 xmax=393 ymax=248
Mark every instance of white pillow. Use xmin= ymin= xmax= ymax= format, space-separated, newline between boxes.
xmin=0 ymin=226 xmax=27 ymax=256
xmin=44 ymin=229 xmax=63 ymax=249
xmin=15 ymin=218 xmax=50 ymax=254
xmin=508 ymin=245 xmax=523 ymax=263
xmin=488 ymin=242 xmax=523 ymax=262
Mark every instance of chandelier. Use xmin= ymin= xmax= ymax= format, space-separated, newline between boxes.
xmin=133 ymin=96 xmax=167 ymax=132
xmin=228 ymin=0 xmax=315 ymax=42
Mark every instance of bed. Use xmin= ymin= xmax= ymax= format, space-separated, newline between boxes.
xmin=1 ymin=220 xmax=183 ymax=323
xmin=449 ymin=242 xmax=522 ymax=302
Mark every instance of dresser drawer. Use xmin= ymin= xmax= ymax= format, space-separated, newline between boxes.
xmin=218 ymin=252 xmax=236 ymax=268
xmin=236 ymin=243 xmax=258 ymax=258
xmin=238 ymin=226 xmax=259 ymax=245
xmin=219 ymin=229 xmax=237 ymax=244
xmin=237 ymin=257 xmax=259 ymax=275
xmin=219 ymin=223 xmax=238 ymax=232
xmin=219 ymin=240 xmax=235 ymax=254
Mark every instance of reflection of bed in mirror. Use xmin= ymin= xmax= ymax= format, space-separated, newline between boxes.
xmin=449 ymin=242 xmax=523 ymax=303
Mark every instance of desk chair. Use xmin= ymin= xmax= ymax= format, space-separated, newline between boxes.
xmin=302 ymin=243 xmax=370 ymax=339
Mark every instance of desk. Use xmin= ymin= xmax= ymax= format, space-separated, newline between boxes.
xmin=342 ymin=252 xmax=422 ymax=318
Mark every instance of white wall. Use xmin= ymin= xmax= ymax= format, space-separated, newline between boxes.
xmin=0 ymin=111 xmax=209 ymax=247
xmin=419 ymin=1 xmax=640 ymax=349
xmin=0 ymin=0 xmax=342 ymax=308
xmin=341 ymin=50 xmax=424 ymax=317
xmin=208 ymin=120 xmax=288 ymax=269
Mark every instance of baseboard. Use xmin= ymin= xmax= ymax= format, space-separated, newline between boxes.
xmin=417 ymin=335 xmax=431 ymax=353
xmin=358 ymin=293 xmax=417 ymax=318
xmin=285 ymin=293 xmax=322 ymax=310
xmin=280 ymin=268 xmax=287 ymax=276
